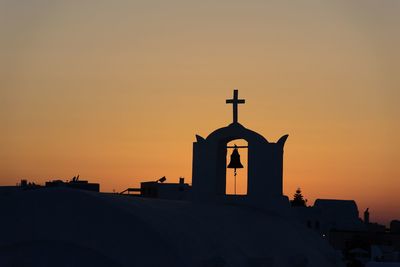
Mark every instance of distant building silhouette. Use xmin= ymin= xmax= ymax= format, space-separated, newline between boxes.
xmin=45 ymin=176 xmax=99 ymax=192
xmin=0 ymin=176 xmax=100 ymax=192
xmin=391 ymin=220 xmax=400 ymax=234
xmin=140 ymin=177 xmax=191 ymax=200
xmin=120 ymin=176 xmax=191 ymax=200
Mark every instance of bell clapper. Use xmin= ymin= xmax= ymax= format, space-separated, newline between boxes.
xmin=234 ymin=168 xmax=237 ymax=195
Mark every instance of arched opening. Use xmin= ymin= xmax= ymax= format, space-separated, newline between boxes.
xmin=225 ymin=139 xmax=248 ymax=195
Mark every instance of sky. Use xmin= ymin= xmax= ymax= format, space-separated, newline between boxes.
xmin=1 ymin=1 xmax=399 ymax=225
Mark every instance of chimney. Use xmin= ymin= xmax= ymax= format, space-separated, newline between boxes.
xmin=364 ymin=208 xmax=370 ymax=224
xmin=179 ymin=177 xmax=184 ymax=185
xmin=20 ymin=179 xmax=27 ymax=187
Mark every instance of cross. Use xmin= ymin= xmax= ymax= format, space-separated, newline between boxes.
xmin=226 ymin=89 xmax=245 ymax=124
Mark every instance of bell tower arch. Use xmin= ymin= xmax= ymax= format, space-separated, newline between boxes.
xmin=191 ymin=90 xmax=290 ymax=211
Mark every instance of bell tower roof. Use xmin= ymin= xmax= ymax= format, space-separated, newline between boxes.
xmin=206 ymin=122 xmax=269 ymax=144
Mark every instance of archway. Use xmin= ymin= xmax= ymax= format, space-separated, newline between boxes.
xmin=225 ymin=139 xmax=248 ymax=195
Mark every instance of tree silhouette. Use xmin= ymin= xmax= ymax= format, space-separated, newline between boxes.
xmin=291 ymin=188 xmax=307 ymax=207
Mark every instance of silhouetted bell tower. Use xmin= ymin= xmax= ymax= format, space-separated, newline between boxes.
xmin=191 ymin=89 xmax=290 ymax=213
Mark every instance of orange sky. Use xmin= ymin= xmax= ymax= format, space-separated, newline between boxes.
xmin=1 ymin=1 xmax=399 ymax=225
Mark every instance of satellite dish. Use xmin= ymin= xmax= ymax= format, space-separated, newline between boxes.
xmin=158 ymin=176 xmax=166 ymax=183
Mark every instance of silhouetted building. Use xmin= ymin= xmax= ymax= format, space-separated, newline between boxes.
xmin=45 ymin=176 xmax=99 ymax=192
xmin=315 ymin=199 xmax=365 ymax=232
xmin=0 ymin=179 xmax=41 ymax=193
xmin=324 ymin=209 xmax=400 ymax=265
xmin=391 ymin=221 xmax=400 ymax=234
xmin=120 ymin=177 xmax=191 ymax=200
xmin=294 ymin=199 xmax=365 ymax=236
xmin=140 ymin=177 xmax=191 ymax=200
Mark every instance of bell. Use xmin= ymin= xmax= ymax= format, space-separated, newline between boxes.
xmin=227 ymin=146 xmax=244 ymax=169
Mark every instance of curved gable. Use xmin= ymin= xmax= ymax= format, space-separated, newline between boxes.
xmin=206 ymin=123 xmax=269 ymax=144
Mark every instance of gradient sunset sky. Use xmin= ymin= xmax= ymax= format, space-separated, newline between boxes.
xmin=1 ymin=1 xmax=399 ymax=225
